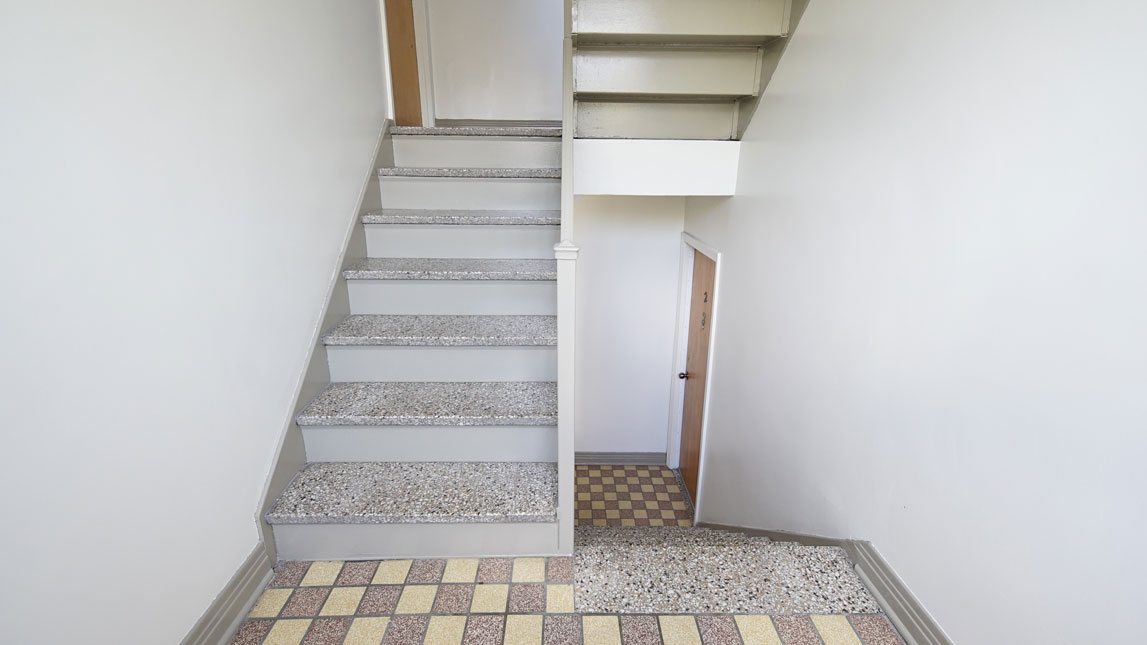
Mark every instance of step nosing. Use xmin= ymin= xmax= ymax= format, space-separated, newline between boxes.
xmin=390 ymin=125 xmax=561 ymax=138
xmin=321 ymin=314 xmax=558 ymax=347
xmin=378 ymin=167 xmax=561 ymax=179
xmin=343 ymin=258 xmax=558 ymax=281
xmin=297 ymin=381 xmax=558 ymax=427
xmin=362 ymin=208 xmax=561 ymax=226
xmin=323 ymin=337 xmax=558 ymax=346
xmin=266 ymin=461 xmax=558 ymax=525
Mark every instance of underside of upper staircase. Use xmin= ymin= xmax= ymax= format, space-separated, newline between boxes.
xmin=572 ymin=0 xmax=796 ymax=141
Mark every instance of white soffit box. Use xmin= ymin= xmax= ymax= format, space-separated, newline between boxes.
xmin=573 ymin=139 xmax=739 ymax=196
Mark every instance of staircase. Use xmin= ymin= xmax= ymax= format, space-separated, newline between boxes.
xmin=571 ymin=0 xmax=794 ymax=140
xmin=265 ymin=126 xmax=566 ymax=560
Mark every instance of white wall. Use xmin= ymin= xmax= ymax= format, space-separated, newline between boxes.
xmin=575 ymin=197 xmax=684 ymax=454
xmin=683 ymin=1 xmax=1147 ymax=643
xmin=426 ymin=0 xmax=563 ymax=121
xmin=0 ymin=2 xmax=386 ymax=643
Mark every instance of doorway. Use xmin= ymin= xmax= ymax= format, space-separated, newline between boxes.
xmin=668 ymin=235 xmax=721 ymax=514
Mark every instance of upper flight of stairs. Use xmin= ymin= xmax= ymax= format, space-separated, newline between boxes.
xmin=266 ymin=126 xmax=564 ymax=560
xmin=572 ymin=0 xmax=793 ymax=140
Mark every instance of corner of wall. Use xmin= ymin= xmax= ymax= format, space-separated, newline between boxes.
xmin=254 ymin=119 xmax=394 ymax=561
xmin=735 ymin=0 xmax=813 ymax=139
xmin=180 ymin=543 xmax=273 ymax=645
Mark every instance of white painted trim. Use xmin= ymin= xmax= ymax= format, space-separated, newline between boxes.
xmin=377 ymin=1 xmax=395 ymax=120
xmin=666 ymin=232 xmax=722 ymax=521
xmin=255 ymin=120 xmax=393 ymax=560
xmin=665 ymin=241 xmax=694 ymax=470
xmin=181 ymin=544 xmax=273 ymax=645
xmin=411 ymin=0 xmax=436 ymax=126
xmin=272 ymin=521 xmax=561 ymax=560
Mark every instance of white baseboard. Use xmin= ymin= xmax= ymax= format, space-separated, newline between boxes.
xmin=696 ymin=522 xmax=951 ymax=645
xmin=575 ymin=451 xmax=667 ymax=465
xmin=181 ymin=544 xmax=273 ymax=645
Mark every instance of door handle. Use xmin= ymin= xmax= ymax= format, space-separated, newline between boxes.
xmin=678 ymin=372 xmax=689 ymax=380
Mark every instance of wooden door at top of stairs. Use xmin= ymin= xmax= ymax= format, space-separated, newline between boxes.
xmin=679 ymin=248 xmax=716 ymax=503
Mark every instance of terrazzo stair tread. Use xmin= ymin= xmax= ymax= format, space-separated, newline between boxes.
xmin=343 ymin=258 xmax=557 ymax=281
xmin=362 ymin=208 xmax=561 ymax=226
xmin=391 ymin=125 xmax=561 ymax=137
xmin=266 ymin=461 xmax=558 ymax=524
xmin=378 ymin=167 xmax=560 ymax=179
xmin=322 ymin=314 xmax=557 ymax=347
xmin=297 ymin=381 xmax=557 ymax=426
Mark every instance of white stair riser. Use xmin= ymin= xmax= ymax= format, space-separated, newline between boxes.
xmin=379 ymin=176 xmax=561 ymax=210
xmin=302 ymin=426 xmax=556 ymax=462
xmin=348 ymin=280 xmax=556 ymax=315
xmin=392 ymin=136 xmax=561 ymax=169
xmin=326 ymin=346 xmax=557 ymax=382
xmin=365 ymin=225 xmax=559 ymax=259
xmin=575 ymin=46 xmax=761 ymax=97
xmin=272 ymin=522 xmax=560 ymax=560
xmin=577 ymin=100 xmax=737 ymax=140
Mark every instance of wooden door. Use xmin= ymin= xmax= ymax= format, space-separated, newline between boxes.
xmin=679 ymin=249 xmax=716 ymax=502
xmin=385 ymin=0 xmax=423 ymax=126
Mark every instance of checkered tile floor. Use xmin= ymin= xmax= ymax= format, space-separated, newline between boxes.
xmin=231 ymin=558 xmax=904 ymax=645
xmin=575 ymin=465 xmax=693 ymax=527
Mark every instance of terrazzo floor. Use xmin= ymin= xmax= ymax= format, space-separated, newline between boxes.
xmin=574 ymin=528 xmax=879 ymax=614
xmin=232 ymin=556 xmax=902 ymax=645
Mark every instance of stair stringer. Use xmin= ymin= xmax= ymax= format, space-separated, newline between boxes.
xmin=254 ymin=120 xmax=395 ymax=562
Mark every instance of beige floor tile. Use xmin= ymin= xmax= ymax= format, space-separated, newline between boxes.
xmin=810 ymin=616 xmax=863 ymax=645
xmin=505 ymin=614 xmax=544 ymax=645
xmin=424 ymin=615 xmax=467 ymax=645
xmin=658 ymin=616 xmax=701 ymax=645
xmin=373 ymin=559 xmax=413 ymax=584
xmin=511 ymin=558 xmax=546 ymax=582
xmin=733 ymin=616 xmax=782 ymax=645
xmin=545 ymin=585 xmax=575 ymax=613
xmin=248 ymin=588 xmax=292 ymax=618
xmin=395 ymin=585 xmax=438 ymax=614
xmin=582 ymin=616 xmax=621 ymax=645
xmin=320 ymin=586 xmax=367 ymax=616
xmin=470 ymin=584 xmax=509 ymax=612
xmin=442 ymin=559 xmax=480 ymax=583
xmin=301 ymin=561 xmax=343 ymax=586
xmin=345 ymin=617 xmax=390 ymax=645
xmin=263 ymin=618 xmax=312 ymax=645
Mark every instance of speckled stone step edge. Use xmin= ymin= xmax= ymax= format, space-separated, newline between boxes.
xmin=378 ymin=167 xmax=560 ymax=179
xmin=297 ymin=381 xmax=557 ymax=427
xmin=265 ymin=461 xmax=558 ymax=525
xmin=343 ymin=258 xmax=557 ymax=281
xmin=323 ymin=315 xmax=557 ymax=347
xmin=391 ymin=125 xmax=560 ymax=138
xmin=362 ymin=208 xmax=560 ymax=226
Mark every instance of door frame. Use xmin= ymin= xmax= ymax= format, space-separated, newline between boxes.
xmin=409 ymin=0 xmax=437 ymax=126
xmin=666 ymin=232 xmax=723 ymax=520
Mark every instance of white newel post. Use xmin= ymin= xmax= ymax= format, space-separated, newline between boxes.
xmin=557 ymin=14 xmax=577 ymax=554
xmin=554 ymin=241 xmax=578 ymax=554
